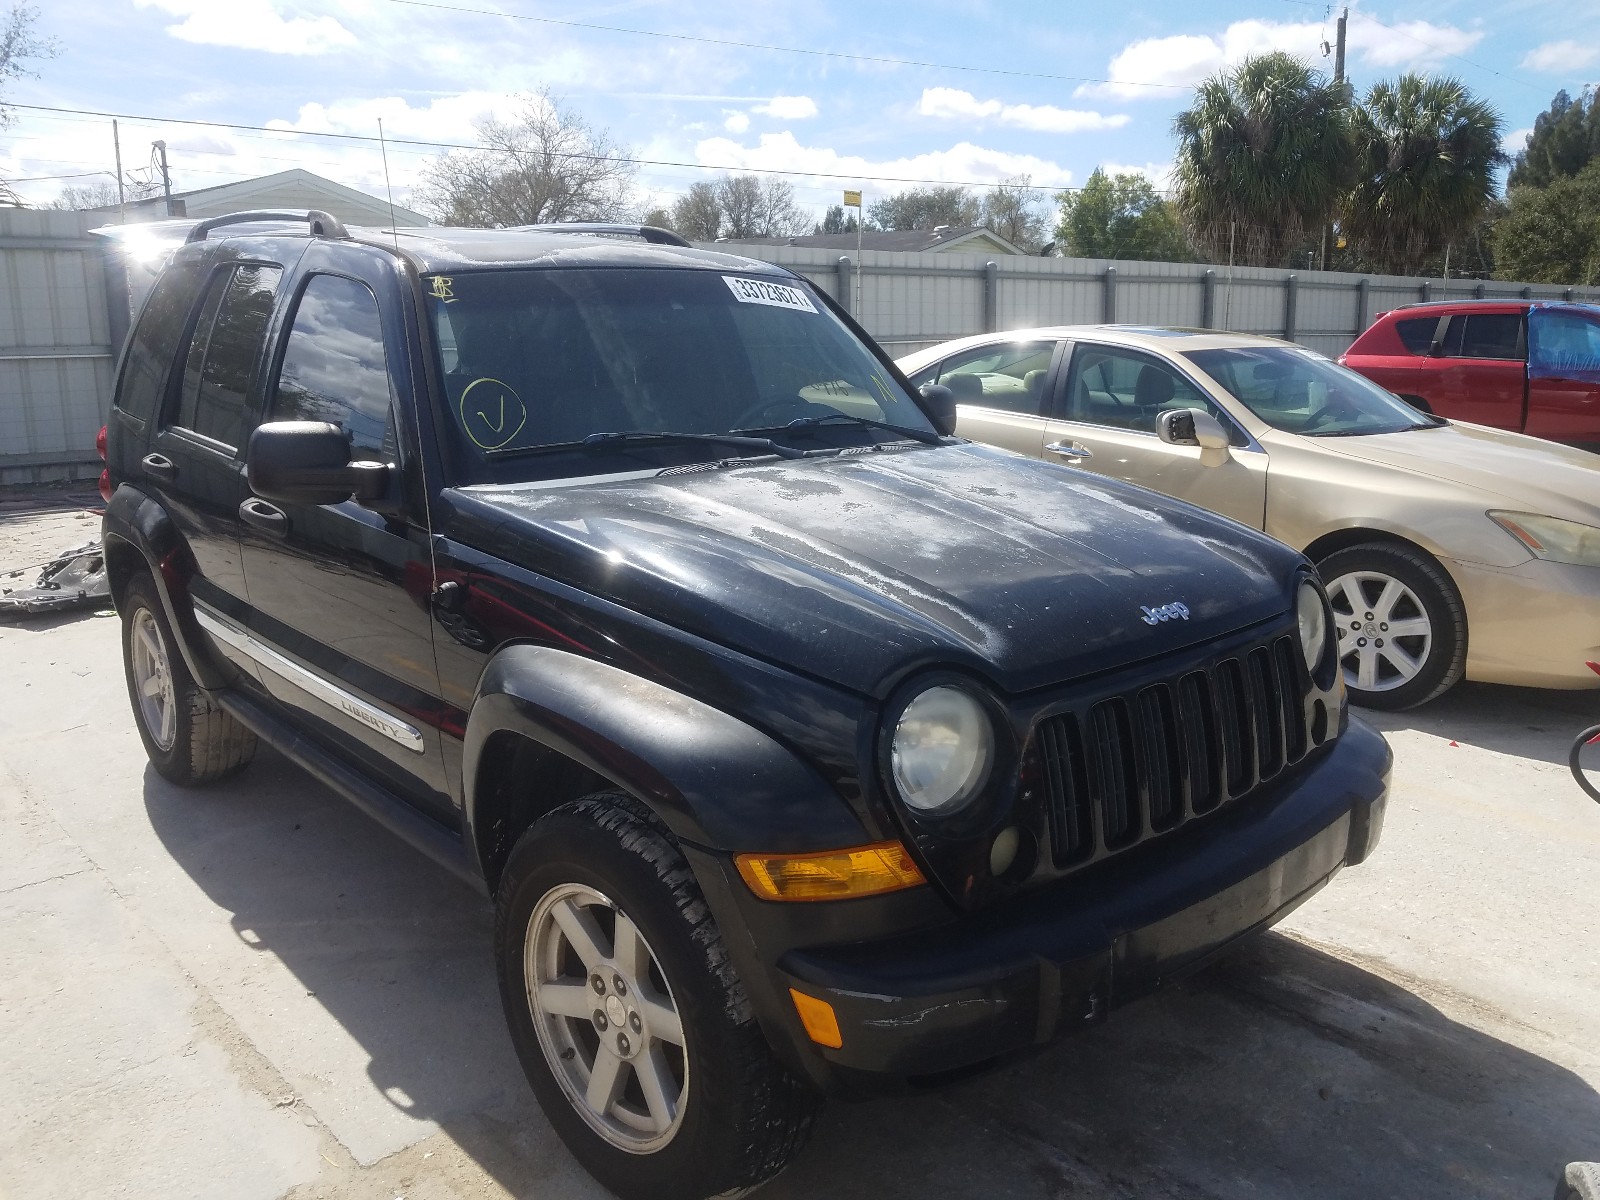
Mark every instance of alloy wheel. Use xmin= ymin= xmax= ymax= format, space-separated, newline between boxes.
xmin=524 ymin=883 xmax=689 ymax=1154
xmin=130 ymin=606 xmax=177 ymax=751
xmin=1325 ymin=570 xmax=1433 ymax=693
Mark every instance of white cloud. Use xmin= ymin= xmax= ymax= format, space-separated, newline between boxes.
xmin=134 ymin=0 xmax=356 ymax=55
xmin=917 ymin=88 xmax=1130 ymax=134
xmin=1521 ymin=40 xmax=1600 ymax=74
xmin=1078 ymin=15 xmax=1483 ymax=99
xmin=265 ymin=92 xmax=517 ymax=142
xmin=1098 ymin=160 xmax=1175 ymax=190
xmin=723 ymin=111 xmax=751 ymax=134
xmin=752 ymin=95 xmax=818 ymax=120
xmin=1503 ymin=127 xmax=1534 ymax=153
xmin=694 ymin=131 xmax=1072 ymax=191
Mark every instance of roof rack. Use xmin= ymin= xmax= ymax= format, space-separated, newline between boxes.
xmin=518 ymin=222 xmax=691 ymax=248
xmin=185 ymin=209 xmax=349 ymax=244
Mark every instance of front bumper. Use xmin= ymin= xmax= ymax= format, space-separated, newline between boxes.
xmin=1449 ymin=555 xmax=1600 ymax=689
xmin=695 ymin=718 xmax=1390 ymax=1090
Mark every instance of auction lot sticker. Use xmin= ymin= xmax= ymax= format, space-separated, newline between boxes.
xmin=723 ymin=276 xmax=817 ymax=313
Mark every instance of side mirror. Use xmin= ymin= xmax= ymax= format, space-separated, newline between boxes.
xmin=918 ymin=382 xmax=958 ymax=437
xmin=1157 ymin=408 xmax=1231 ymax=450
xmin=247 ymin=421 xmax=389 ymax=506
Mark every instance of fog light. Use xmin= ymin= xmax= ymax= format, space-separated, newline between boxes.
xmin=989 ymin=826 xmax=1019 ymax=876
xmin=789 ymin=988 xmax=843 ymax=1048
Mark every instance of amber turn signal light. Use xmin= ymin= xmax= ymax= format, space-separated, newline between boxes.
xmin=788 ymin=988 xmax=843 ymax=1049
xmin=735 ymin=841 xmax=926 ymax=902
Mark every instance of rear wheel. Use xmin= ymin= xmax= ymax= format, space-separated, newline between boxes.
xmin=120 ymin=572 xmax=257 ymax=785
xmin=1316 ymin=543 xmax=1466 ymax=710
xmin=494 ymin=793 xmax=820 ymax=1200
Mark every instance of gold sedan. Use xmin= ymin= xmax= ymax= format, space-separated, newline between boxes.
xmin=898 ymin=326 xmax=1600 ymax=709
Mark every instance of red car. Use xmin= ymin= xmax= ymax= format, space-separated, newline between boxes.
xmin=1341 ymin=300 xmax=1600 ymax=451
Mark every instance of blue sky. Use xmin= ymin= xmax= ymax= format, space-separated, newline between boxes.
xmin=5 ymin=0 xmax=1597 ymax=220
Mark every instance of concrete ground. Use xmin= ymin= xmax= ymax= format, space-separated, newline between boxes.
xmin=3 ymin=500 xmax=1599 ymax=1200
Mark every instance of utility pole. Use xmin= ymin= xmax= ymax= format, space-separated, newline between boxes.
xmin=113 ymin=120 xmax=125 ymax=224
xmin=1320 ymin=7 xmax=1349 ymax=272
xmin=153 ymin=140 xmax=173 ymax=216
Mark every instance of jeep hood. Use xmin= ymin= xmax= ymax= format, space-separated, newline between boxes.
xmin=445 ymin=443 xmax=1301 ymax=696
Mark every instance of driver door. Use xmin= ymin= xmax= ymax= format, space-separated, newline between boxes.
xmin=1043 ymin=341 xmax=1267 ymax=529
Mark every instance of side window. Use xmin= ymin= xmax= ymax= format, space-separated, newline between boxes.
xmin=271 ymin=275 xmax=396 ymax=460
xmin=1529 ymin=309 xmax=1600 ymax=376
xmin=1394 ymin=316 xmax=1441 ymax=355
xmin=115 ymin=262 xmax=205 ymax=424
xmin=171 ymin=263 xmax=284 ymax=448
xmin=1452 ymin=314 xmax=1522 ymax=361
xmin=1062 ymin=344 xmax=1228 ymax=436
xmin=935 ymin=340 xmax=1056 ymax=415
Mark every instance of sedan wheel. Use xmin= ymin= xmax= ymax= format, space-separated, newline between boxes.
xmin=525 ymin=882 xmax=688 ymax=1153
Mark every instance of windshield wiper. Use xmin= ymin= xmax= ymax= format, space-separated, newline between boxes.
xmin=772 ymin=412 xmax=943 ymax=445
xmin=487 ymin=430 xmax=805 ymax=461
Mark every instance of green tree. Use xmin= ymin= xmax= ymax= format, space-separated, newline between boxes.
xmin=1493 ymin=161 xmax=1600 ymax=285
xmin=1508 ymin=89 xmax=1600 ymax=190
xmin=1055 ymin=169 xmax=1190 ymax=260
xmin=867 ymin=185 xmax=979 ymax=231
xmin=1341 ymin=74 xmax=1504 ymax=276
xmin=815 ymin=204 xmax=858 ymax=234
xmin=670 ymin=181 xmax=721 ymax=240
xmin=1171 ymin=51 xmax=1354 ymax=267
xmin=980 ymin=176 xmax=1051 ymax=252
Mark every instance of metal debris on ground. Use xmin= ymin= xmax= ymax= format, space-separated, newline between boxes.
xmin=0 ymin=541 xmax=111 ymax=616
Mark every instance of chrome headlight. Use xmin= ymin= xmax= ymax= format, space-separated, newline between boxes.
xmin=1296 ymin=580 xmax=1329 ymax=672
xmin=890 ymin=685 xmax=994 ymax=816
xmin=1490 ymin=512 xmax=1600 ymax=568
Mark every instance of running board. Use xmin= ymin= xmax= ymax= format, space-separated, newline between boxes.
xmin=216 ymin=689 xmax=485 ymax=894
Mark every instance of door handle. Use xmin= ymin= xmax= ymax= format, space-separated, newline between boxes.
xmin=1045 ymin=440 xmax=1093 ymax=461
xmin=238 ymin=497 xmax=289 ymax=537
xmin=141 ymin=452 xmax=177 ymax=481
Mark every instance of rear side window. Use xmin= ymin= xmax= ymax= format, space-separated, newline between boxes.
xmin=172 ymin=263 xmax=284 ymax=448
xmin=116 ymin=262 xmax=205 ymax=424
xmin=935 ymin=341 xmax=1057 ymax=416
xmin=1451 ymin=313 xmax=1523 ymax=361
xmin=1394 ymin=316 xmax=1439 ymax=355
xmin=269 ymin=274 xmax=395 ymax=460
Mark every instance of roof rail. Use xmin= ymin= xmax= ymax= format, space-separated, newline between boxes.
xmin=185 ymin=209 xmax=349 ymax=244
xmin=519 ymin=222 xmax=691 ymax=248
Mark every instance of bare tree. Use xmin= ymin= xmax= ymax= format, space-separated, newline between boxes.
xmin=45 ymin=178 xmax=161 ymax=210
xmin=712 ymin=174 xmax=809 ymax=238
xmin=416 ymin=90 xmax=635 ymax=227
xmin=981 ymin=176 xmax=1050 ymax=253
xmin=0 ymin=4 xmax=58 ymax=204
xmin=671 ymin=181 xmax=722 ymax=239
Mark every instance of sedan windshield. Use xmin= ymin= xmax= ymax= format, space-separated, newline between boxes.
xmin=424 ymin=267 xmax=935 ymax=481
xmin=1185 ymin=345 xmax=1436 ymax=437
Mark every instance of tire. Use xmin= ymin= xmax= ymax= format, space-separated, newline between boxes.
xmin=1316 ymin=542 xmax=1467 ymax=711
xmin=1557 ymin=1162 xmax=1600 ymax=1200
xmin=494 ymin=792 xmax=820 ymax=1200
xmin=120 ymin=572 xmax=257 ymax=785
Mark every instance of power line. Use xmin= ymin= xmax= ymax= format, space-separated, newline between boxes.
xmin=377 ymin=0 xmax=1188 ymax=91
xmin=3 ymin=101 xmax=1081 ymax=192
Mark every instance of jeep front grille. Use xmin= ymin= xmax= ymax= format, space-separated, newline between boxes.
xmin=1037 ymin=633 xmax=1312 ymax=868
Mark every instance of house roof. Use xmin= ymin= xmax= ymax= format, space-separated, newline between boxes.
xmin=89 ymin=168 xmax=431 ymax=227
xmin=721 ymin=225 xmax=1027 ymax=255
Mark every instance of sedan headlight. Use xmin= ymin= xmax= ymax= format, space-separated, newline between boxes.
xmin=890 ymin=685 xmax=994 ymax=815
xmin=1490 ymin=512 xmax=1600 ymax=568
xmin=1296 ymin=580 xmax=1329 ymax=672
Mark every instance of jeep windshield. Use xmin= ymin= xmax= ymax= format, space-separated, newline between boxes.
xmin=423 ymin=267 xmax=938 ymax=482
xmin=1186 ymin=345 xmax=1441 ymax=437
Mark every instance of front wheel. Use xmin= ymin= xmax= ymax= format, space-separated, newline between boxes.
xmin=1316 ymin=543 xmax=1467 ymax=711
xmin=494 ymin=793 xmax=820 ymax=1200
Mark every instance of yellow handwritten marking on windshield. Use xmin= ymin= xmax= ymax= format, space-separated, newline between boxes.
xmin=459 ymin=377 xmax=527 ymax=450
xmin=868 ymin=372 xmax=895 ymax=411
xmin=429 ymin=276 xmax=456 ymax=302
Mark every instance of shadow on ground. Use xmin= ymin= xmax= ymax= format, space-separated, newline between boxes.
xmin=1357 ymin=680 xmax=1600 ymax=768
xmin=145 ymin=745 xmax=1600 ymax=1200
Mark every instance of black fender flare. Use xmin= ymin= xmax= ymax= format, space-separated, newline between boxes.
xmin=463 ymin=644 xmax=870 ymax=860
xmin=101 ymin=484 xmax=231 ymax=691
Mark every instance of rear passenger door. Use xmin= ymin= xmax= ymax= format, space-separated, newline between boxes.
xmin=911 ymin=339 xmax=1062 ymax=456
xmin=1416 ymin=311 xmax=1525 ymax=429
xmin=145 ymin=257 xmax=284 ymax=679
xmin=1527 ymin=307 xmax=1600 ymax=445
xmin=237 ymin=249 xmax=452 ymax=824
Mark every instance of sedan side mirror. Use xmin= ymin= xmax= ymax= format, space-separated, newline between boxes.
xmin=1157 ymin=408 xmax=1231 ymax=450
xmin=918 ymin=382 xmax=959 ymax=437
xmin=247 ymin=421 xmax=389 ymax=506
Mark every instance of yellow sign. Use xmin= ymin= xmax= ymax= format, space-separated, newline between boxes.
xmin=843 ymin=190 xmax=862 ymax=208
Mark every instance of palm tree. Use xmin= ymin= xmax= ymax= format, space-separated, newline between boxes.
xmin=1342 ymin=75 xmax=1505 ymax=276
xmin=1172 ymin=52 xmax=1354 ymax=267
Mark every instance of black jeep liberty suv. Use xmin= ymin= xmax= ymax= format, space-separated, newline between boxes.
xmin=102 ymin=211 xmax=1391 ymax=1200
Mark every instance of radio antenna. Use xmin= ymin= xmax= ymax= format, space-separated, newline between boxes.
xmin=377 ymin=117 xmax=402 ymax=253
